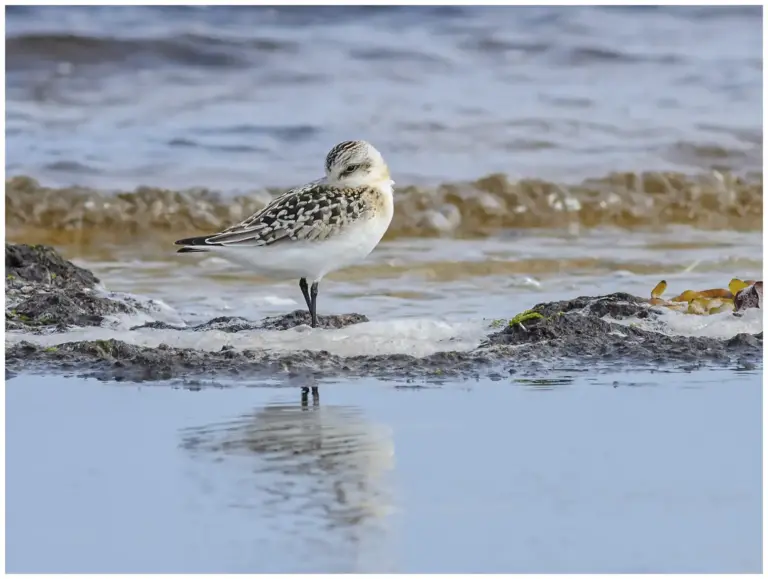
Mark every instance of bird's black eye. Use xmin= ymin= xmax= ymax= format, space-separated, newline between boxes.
xmin=343 ymin=164 xmax=359 ymax=175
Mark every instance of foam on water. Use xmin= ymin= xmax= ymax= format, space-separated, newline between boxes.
xmin=5 ymin=317 xmax=488 ymax=358
xmin=614 ymin=307 xmax=763 ymax=339
xmin=94 ymin=286 xmax=188 ymax=328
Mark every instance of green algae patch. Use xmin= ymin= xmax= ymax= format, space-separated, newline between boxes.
xmin=507 ymin=310 xmax=545 ymax=327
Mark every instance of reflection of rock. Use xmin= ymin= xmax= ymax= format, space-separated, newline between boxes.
xmin=180 ymin=389 xmax=395 ymax=552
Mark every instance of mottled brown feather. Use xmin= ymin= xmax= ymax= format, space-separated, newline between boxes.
xmin=197 ymin=183 xmax=383 ymax=247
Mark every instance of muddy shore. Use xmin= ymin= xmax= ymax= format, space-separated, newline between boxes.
xmin=5 ymin=243 xmax=762 ymax=384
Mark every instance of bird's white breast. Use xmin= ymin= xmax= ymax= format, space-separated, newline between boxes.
xmin=314 ymin=180 xmax=394 ymax=279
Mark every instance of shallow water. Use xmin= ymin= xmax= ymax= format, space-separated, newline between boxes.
xmin=6 ymin=370 xmax=762 ymax=573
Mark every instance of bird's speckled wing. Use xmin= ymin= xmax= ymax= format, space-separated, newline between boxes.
xmin=191 ymin=182 xmax=377 ymax=247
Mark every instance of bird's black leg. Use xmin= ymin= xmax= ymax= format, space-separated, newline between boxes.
xmin=299 ymin=278 xmax=312 ymax=315
xmin=310 ymin=281 xmax=320 ymax=328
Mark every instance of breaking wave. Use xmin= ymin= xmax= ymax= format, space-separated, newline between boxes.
xmin=5 ymin=170 xmax=762 ymax=244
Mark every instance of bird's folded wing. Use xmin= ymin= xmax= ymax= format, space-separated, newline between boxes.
xmin=203 ymin=183 xmax=370 ymax=247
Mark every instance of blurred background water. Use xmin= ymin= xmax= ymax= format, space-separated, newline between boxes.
xmin=5 ymin=5 xmax=763 ymax=189
xmin=4 ymin=5 xmax=764 ymax=574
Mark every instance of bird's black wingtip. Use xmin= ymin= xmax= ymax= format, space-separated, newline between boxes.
xmin=177 ymin=247 xmax=209 ymax=254
xmin=176 ymin=235 xmax=222 ymax=252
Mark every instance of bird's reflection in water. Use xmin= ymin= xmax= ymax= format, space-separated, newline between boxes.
xmin=180 ymin=383 xmax=395 ymax=571
xmin=300 ymin=385 xmax=320 ymax=408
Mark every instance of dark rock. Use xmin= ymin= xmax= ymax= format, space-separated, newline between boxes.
xmin=487 ymin=294 xmax=653 ymax=348
xmin=129 ymin=312 xmax=368 ymax=333
xmin=734 ymin=282 xmax=763 ymax=312
xmin=6 ymin=243 xmax=99 ymax=288
xmin=129 ymin=317 xmax=256 ymax=333
xmin=727 ymin=332 xmax=763 ymax=348
xmin=5 ymin=338 xmax=487 ymax=383
xmin=8 ymin=289 xmax=136 ymax=331
xmin=191 ymin=316 xmax=259 ymax=332
xmin=260 ymin=310 xmax=368 ymax=330
xmin=6 ymin=243 xmax=139 ymax=332
xmin=483 ymin=295 xmax=761 ymax=366
xmin=524 ymin=292 xmax=653 ymax=320
xmin=129 ymin=320 xmax=188 ymax=332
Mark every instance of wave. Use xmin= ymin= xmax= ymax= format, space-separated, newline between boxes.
xmin=6 ymin=32 xmax=298 ymax=71
xmin=5 ymin=170 xmax=762 ymax=244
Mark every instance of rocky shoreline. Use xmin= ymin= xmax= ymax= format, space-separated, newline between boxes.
xmin=5 ymin=243 xmax=763 ymax=384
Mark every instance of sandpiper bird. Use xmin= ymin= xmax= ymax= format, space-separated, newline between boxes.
xmin=175 ymin=140 xmax=394 ymax=328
